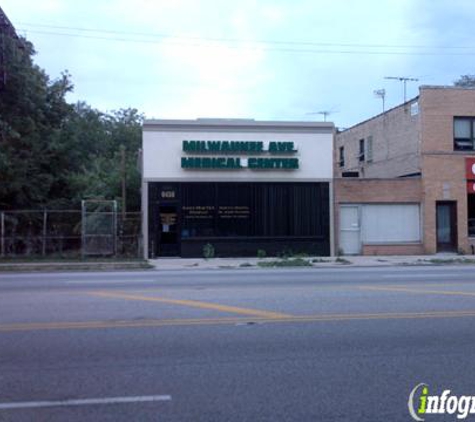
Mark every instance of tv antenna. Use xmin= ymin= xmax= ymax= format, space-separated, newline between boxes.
xmin=373 ymin=89 xmax=386 ymax=112
xmin=384 ymin=76 xmax=419 ymax=103
xmin=307 ymin=109 xmax=338 ymax=122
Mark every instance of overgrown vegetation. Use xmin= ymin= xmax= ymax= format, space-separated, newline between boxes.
xmin=418 ymin=258 xmax=475 ymax=265
xmin=202 ymin=243 xmax=215 ymax=260
xmin=0 ymin=34 xmax=142 ymax=211
xmin=258 ymin=257 xmax=312 ymax=267
xmin=257 ymin=249 xmax=267 ymax=259
xmin=312 ymin=258 xmax=331 ymax=263
xmin=335 ymin=257 xmax=352 ymax=265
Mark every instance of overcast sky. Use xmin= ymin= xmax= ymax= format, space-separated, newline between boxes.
xmin=3 ymin=0 xmax=475 ymax=128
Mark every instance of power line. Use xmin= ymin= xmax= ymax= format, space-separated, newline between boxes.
xmin=16 ymin=23 xmax=475 ymax=56
xmin=16 ymin=28 xmax=475 ymax=57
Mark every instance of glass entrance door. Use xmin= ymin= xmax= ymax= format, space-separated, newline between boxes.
xmin=157 ymin=205 xmax=180 ymax=256
xmin=436 ymin=201 xmax=457 ymax=252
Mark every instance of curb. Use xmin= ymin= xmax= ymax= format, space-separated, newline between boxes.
xmin=0 ymin=261 xmax=153 ymax=272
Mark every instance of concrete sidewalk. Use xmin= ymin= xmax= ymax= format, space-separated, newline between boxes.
xmin=148 ymin=254 xmax=475 ymax=270
xmin=1 ymin=254 xmax=475 ymax=272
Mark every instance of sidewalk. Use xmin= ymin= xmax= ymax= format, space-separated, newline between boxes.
xmin=1 ymin=254 xmax=475 ymax=272
xmin=148 ymin=254 xmax=475 ymax=270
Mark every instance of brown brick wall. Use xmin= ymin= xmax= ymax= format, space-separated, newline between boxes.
xmin=334 ymin=178 xmax=423 ymax=255
xmin=421 ymin=155 xmax=469 ymax=253
xmin=420 ymin=87 xmax=475 ymax=153
xmin=335 ymin=178 xmax=422 ymax=203
xmin=333 ymin=87 xmax=475 ymax=255
xmin=362 ymin=244 xmax=424 ymax=255
xmin=419 ymin=87 xmax=475 ymax=253
xmin=335 ymin=100 xmax=421 ymax=178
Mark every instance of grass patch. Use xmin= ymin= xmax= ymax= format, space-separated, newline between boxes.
xmin=239 ymin=262 xmax=254 ymax=268
xmin=258 ymin=258 xmax=312 ymax=268
xmin=0 ymin=256 xmax=144 ymax=263
xmin=418 ymin=258 xmax=475 ymax=265
xmin=312 ymin=258 xmax=331 ymax=263
xmin=0 ymin=261 xmax=154 ymax=272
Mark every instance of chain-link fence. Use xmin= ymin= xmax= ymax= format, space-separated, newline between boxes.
xmin=0 ymin=209 xmax=142 ymax=259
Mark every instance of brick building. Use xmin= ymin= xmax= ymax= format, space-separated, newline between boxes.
xmin=334 ymin=86 xmax=475 ymax=255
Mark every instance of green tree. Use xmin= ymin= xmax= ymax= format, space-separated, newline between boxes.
xmin=454 ymin=75 xmax=475 ymax=88
xmin=65 ymin=107 xmax=143 ymax=211
xmin=0 ymin=35 xmax=73 ymax=209
xmin=0 ymin=33 xmax=143 ymax=212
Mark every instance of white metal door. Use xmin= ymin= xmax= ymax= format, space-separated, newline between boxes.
xmin=339 ymin=206 xmax=361 ymax=255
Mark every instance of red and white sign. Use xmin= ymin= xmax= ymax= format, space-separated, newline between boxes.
xmin=466 ymin=158 xmax=475 ymax=179
xmin=468 ymin=181 xmax=475 ymax=194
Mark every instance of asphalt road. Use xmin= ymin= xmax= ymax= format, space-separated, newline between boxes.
xmin=1 ymin=266 xmax=475 ymax=421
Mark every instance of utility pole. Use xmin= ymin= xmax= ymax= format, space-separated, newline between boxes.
xmin=384 ymin=76 xmax=419 ymax=103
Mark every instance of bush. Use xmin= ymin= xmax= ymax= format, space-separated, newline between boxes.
xmin=258 ymin=258 xmax=312 ymax=267
xmin=257 ymin=249 xmax=267 ymax=259
xmin=202 ymin=243 xmax=215 ymax=259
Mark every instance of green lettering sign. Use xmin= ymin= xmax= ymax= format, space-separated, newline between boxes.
xmin=181 ymin=140 xmax=299 ymax=171
xmin=183 ymin=140 xmax=274 ymax=154
xmin=268 ymin=142 xmax=297 ymax=153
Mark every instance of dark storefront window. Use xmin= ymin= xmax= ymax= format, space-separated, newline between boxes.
xmin=181 ymin=182 xmax=215 ymax=238
xmin=215 ymin=184 xmax=251 ymax=237
xmin=179 ymin=182 xmax=328 ymax=239
xmin=150 ymin=182 xmax=330 ymax=257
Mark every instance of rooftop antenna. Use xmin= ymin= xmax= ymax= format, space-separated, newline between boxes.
xmin=306 ymin=109 xmax=338 ymax=122
xmin=373 ymin=89 xmax=386 ymax=112
xmin=384 ymin=76 xmax=419 ymax=103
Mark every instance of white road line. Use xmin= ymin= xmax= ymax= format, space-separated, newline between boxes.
xmin=0 ymin=395 xmax=172 ymax=410
xmin=382 ymin=274 xmax=463 ymax=279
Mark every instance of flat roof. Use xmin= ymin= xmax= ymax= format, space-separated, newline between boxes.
xmin=420 ymin=85 xmax=475 ymax=91
xmin=143 ymin=118 xmax=334 ymax=132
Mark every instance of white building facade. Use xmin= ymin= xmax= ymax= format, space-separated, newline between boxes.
xmin=142 ymin=119 xmax=334 ymax=258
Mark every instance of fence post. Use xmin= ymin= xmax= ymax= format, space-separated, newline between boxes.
xmin=42 ymin=210 xmax=47 ymax=257
xmin=81 ymin=200 xmax=85 ymax=259
xmin=1 ymin=212 xmax=4 ymax=257
xmin=114 ymin=200 xmax=118 ymax=257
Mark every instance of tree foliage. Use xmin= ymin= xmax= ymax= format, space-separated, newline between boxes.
xmin=65 ymin=106 xmax=143 ymax=211
xmin=454 ymin=75 xmax=475 ymax=88
xmin=0 ymin=34 xmax=143 ymax=211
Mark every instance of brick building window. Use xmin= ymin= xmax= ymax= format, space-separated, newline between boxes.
xmin=367 ymin=136 xmax=373 ymax=163
xmin=359 ymin=139 xmax=365 ymax=161
xmin=339 ymin=146 xmax=345 ymax=167
xmin=454 ymin=117 xmax=475 ymax=150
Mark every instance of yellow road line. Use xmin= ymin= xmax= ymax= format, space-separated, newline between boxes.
xmin=389 ymin=283 xmax=475 ymax=288
xmin=359 ymin=285 xmax=475 ymax=297
xmin=3 ymin=310 xmax=475 ymax=332
xmin=88 ymin=290 xmax=292 ymax=319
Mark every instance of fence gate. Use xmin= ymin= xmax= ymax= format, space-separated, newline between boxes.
xmin=81 ymin=200 xmax=117 ymax=257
